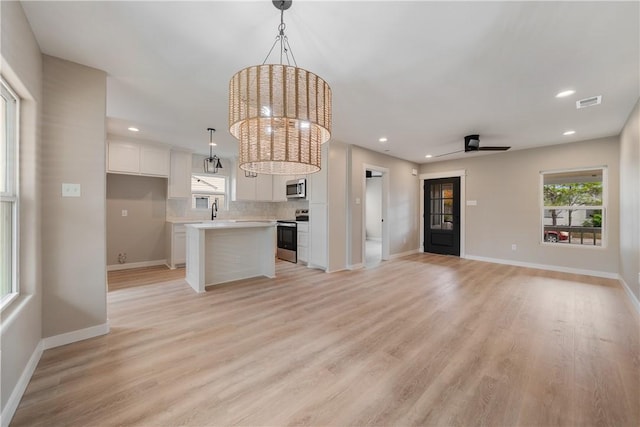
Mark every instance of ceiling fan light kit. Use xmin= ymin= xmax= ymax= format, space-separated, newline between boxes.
xmin=228 ymin=0 xmax=332 ymax=175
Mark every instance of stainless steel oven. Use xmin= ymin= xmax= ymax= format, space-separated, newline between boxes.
xmin=276 ymin=221 xmax=297 ymax=263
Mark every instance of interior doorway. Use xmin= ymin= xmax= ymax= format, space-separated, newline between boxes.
xmin=363 ymin=165 xmax=389 ymax=267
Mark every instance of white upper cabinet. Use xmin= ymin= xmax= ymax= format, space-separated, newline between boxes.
xmin=140 ymin=145 xmax=170 ymax=176
xmin=168 ymin=150 xmax=193 ymax=199
xmin=107 ymin=140 xmax=170 ymax=177
xmin=255 ymin=174 xmax=273 ymax=201
xmin=233 ymin=162 xmax=275 ymax=201
xmin=272 ymin=175 xmax=291 ymax=202
xmin=107 ymin=141 xmax=139 ymax=174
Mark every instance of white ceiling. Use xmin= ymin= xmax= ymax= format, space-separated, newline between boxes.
xmin=21 ymin=1 xmax=639 ymax=163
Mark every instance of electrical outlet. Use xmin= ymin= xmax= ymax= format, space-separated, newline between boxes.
xmin=61 ymin=183 xmax=81 ymax=197
xmin=511 ymin=244 xmax=517 ymax=251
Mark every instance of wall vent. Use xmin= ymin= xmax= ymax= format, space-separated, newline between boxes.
xmin=576 ymin=95 xmax=602 ymax=109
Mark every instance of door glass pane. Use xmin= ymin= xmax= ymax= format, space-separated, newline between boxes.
xmin=430 ymin=184 xmax=441 ymax=199
xmin=443 ymin=199 xmax=453 ymax=214
xmin=431 ymin=200 xmax=441 ymax=215
xmin=430 ymin=214 xmax=442 ymax=229
xmin=442 ymin=183 xmax=453 ymax=199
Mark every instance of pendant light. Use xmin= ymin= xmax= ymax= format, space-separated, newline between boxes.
xmin=229 ymin=0 xmax=332 ymax=175
xmin=204 ymin=127 xmax=223 ymax=174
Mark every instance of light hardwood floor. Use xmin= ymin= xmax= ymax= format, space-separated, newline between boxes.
xmin=11 ymin=254 xmax=640 ymax=426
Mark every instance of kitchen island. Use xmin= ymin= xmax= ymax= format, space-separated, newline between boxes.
xmin=185 ymin=221 xmax=277 ymax=293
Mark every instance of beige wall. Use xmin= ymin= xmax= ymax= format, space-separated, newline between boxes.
xmin=349 ymin=146 xmax=420 ymax=266
xmin=0 ymin=0 xmax=43 ymax=417
xmin=107 ymin=174 xmax=167 ymax=266
xmin=41 ymin=56 xmax=107 ymax=338
xmin=327 ymin=140 xmax=348 ymax=272
xmin=420 ymin=137 xmax=620 ymax=276
xmin=619 ymin=98 xmax=640 ymax=301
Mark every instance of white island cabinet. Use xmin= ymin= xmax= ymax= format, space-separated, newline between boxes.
xmin=185 ymin=221 xmax=276 ymax=293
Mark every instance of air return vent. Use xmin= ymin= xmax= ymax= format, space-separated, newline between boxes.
xmin=576 ymin=95 xmax=602 ymax=109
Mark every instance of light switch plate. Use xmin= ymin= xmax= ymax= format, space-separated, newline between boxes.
xmin=62 ymin=183 xmax=81 ymax=197
xmin=466 ymin=200 xmax=477 ymax=206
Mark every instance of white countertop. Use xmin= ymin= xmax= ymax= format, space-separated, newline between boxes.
xmin=186 ymin=220 xmax=276 ymax=230
xmin=166 ymin=218 xmax=207 ymax=224
xmin=166 ymin=218 xmax=278 ymax=224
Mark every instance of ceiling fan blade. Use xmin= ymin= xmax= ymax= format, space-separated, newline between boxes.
xmin=478 ymin=146 xmax=511 ymax=151
xmin=434 ymin=149 xmax=465 ymax=158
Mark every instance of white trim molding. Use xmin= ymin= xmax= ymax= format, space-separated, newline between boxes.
xmin=618 ymin=277 xmax=640 ymax=314
xmin=347 ymin=263 xmax=364 ymax=271
xmin=108 ymin=259 xmax=167 ymax=271
xmin=42 ymin=322 xmax=110 ymax=350
xmin=1 ymin=341 xmax=43 ymax=427
xmin=464 ymin=254 xmax=619 ymax=279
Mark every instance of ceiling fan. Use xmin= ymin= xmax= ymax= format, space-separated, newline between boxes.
xmin=435 ymin=134 xmax=511 ymax=158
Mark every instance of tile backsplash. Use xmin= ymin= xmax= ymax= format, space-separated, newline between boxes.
xmin=167 ymin=198 xmax=308 ymax=221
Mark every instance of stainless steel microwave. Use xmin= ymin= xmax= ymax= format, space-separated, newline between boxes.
xmin=286 ymin=178 xmax=306 ymax=199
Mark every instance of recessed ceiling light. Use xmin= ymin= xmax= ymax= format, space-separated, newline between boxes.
xmin=563 ymin=130 xmax=576 ymax=136
xmin=379 ymin=137 xmax=388 ymax=143
xmin=127 ymin=127 xmax=139 ymax=132
xmin=425 ymin=154 xmax=433 ymax=158
xmin=555 ymin=90 xmax=575 ymax=98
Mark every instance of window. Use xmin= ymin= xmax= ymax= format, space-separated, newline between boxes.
xmin=541 ymin=168 xmax=605 ymax=246
xmin=1 ymin=78 xmax=19 ymax=308
xmin=191 ymin=173 xmax=227 ymax=212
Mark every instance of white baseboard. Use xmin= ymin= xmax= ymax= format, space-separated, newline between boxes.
xmin=387 ymin=249 xmax=419 ymax=260
xmin=42 ymin=322 xmax=110 ymax=350
xmin=618 ymin=277 xmax=640 ymax=314
xmin=464 ymin=254 xmax=619 ymax=280
xmin=1 ymin=341 xmax=43 ymax=427
xmin=347 ymin=263 xmax=364 ymax=270
xmin=107 ymin=259 xmax=166 ymax=271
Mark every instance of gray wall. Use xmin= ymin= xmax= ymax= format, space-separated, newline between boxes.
xmin=619 ymin=99 xmax=640 ymax=301
xmin=0 ymin=0 xmax=43 ymax=417
xmin=350 ymin=146 xmax=420 ymax=266
xmin=41 ymin=56 xmax=107 ymax=338
xmin=420 ymin=137 xmax=620 ymax=276
xmin=107 ymin=174 xmax=167 ymax=266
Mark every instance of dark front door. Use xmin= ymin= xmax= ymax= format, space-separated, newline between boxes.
xmin=424 ymin=177 xmax=460 ymax=256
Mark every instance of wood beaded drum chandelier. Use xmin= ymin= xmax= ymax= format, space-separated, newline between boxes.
xmin=229 ymin=0 xmax=332 ymax=175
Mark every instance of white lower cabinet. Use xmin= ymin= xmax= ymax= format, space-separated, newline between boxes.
xmin=297 ymin=222 xmax=309 ymax=264
xmin=166 ymin=221 xmax=201 ymax=269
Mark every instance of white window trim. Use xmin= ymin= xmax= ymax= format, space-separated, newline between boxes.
xmin=191 ymin=173 xmax=229 ymax=211
xmin=539 ymin=166 xmax=607 ymax=249
xmin=1 ymin=77 xmax=20 ymax=311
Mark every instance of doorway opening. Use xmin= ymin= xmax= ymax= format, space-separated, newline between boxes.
xmin=363 ymin=165 xmax=389 ymax=267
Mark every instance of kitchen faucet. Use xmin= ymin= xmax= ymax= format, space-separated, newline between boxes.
xmin=211 ymin=198 xmax=218 ymax=220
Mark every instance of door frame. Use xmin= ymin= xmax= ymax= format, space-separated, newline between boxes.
xmin=419 ymin=170 xmax=466 ymax=257
xmin=362 ymin=164 xmax=390 ymax=264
